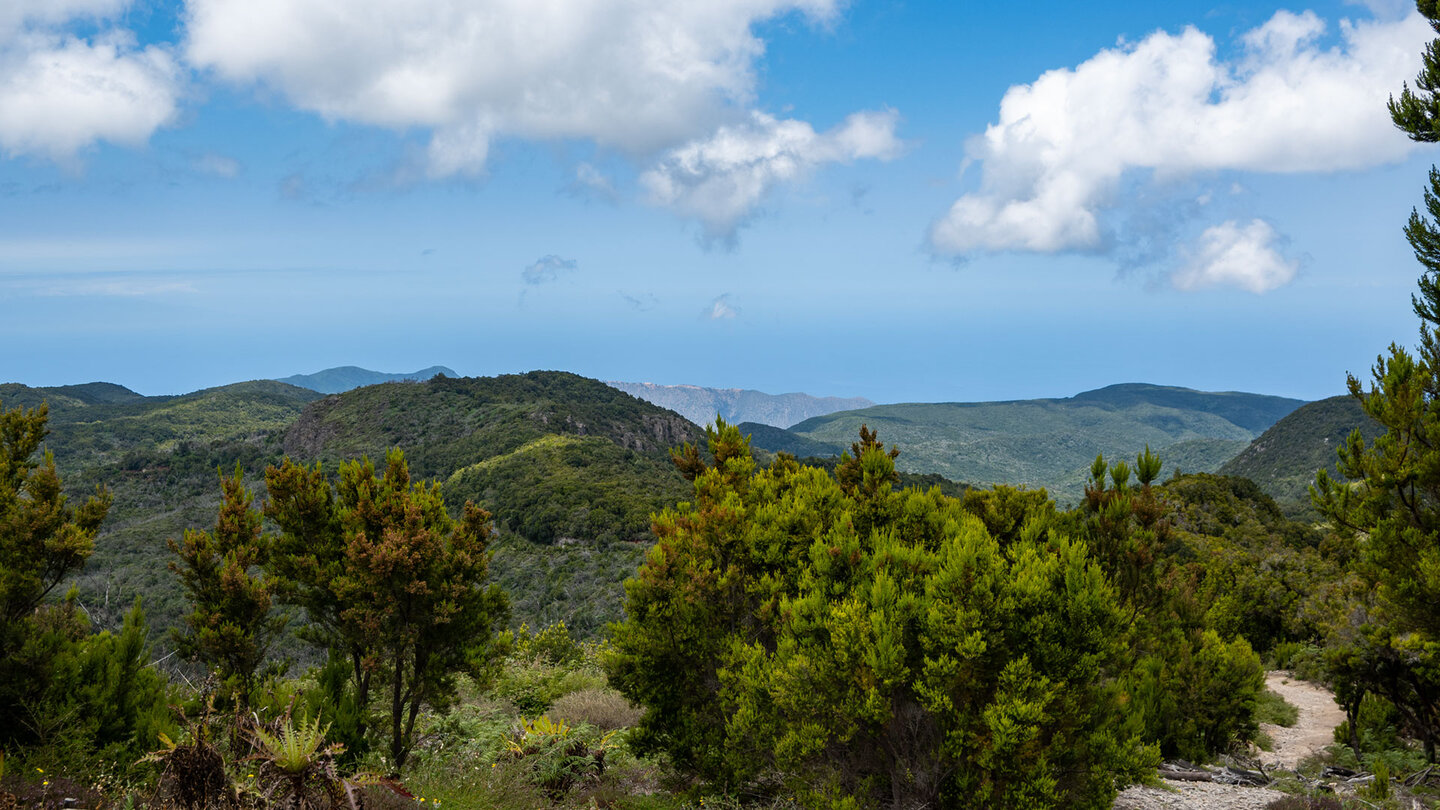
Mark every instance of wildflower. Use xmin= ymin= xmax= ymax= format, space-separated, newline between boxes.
xmin=35 ymin=768 xmax=43 ymax=773
xmin=43 ymin=781 xmax=49 ymax=787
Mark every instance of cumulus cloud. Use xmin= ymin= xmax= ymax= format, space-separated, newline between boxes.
xmin=705 ymin=293 xmax=739 ymax=320
xmin=0 ymin=3 xmax=180 ymax=163
xmin=1170 ymin=220 xmax=1299 ymax=293
xmin=184 ymin=0 xmax=843 ymax=178
xmin=930 ymin=9 xmax=1430 ymax=269
xmin=522 ymin=255 xmax=577 ymax=286
xmin=643 ymin=109 xmax=902 ymax=241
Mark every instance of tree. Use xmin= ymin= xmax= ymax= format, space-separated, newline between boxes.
xmin=264 ymin=449 xmax=508 ymax=770
xmin=169 ymin=468 xmax=287 ymax=706
xmin=0 ymin=399 xmax=112 ymax=740
xmin=0 ymin=400 xmax=111 ymax=635
xmin=608 ymin=423 xmax=1156 ymax=809
xmin=1309 ymin=0 xmax=1440 ymax=763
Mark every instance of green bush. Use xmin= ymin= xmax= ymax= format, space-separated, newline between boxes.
xmin=492 ymin=655 xmax=607 ymax=717
xmin=609 ymin=423 xmax=1157 ymax=810
xmin=501 ymin=715 xmax=617 ymax=797
xmin=1256 ymin=689 xmax=1300 ymax=728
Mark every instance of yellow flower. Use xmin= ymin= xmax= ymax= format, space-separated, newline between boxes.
xmin=43 ymin=781 xmax=49 ymax=787
xmin=35 ymin=768 xmax=43 ymax=773
xmin=248 ymin=774 xmax=255 ymax=778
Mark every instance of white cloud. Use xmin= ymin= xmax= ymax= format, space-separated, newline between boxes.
xmin=642 ymin=109 xmax=902 ymax=241
xmin=705 ymin=293 xmax=739 ymax=320
xmin=0 ymin=3 xmax=181 ymax=163
xmin=931 ymin=9 xmax=1431 ymax=258
xmin=0 ymin=0 xmax=128 ymax=35
xmin=522 ymin=255 xmax=577 ymax=286
xmin=567 ymin=162 xmax=617 ymax=202
xmin=1171 ymin=219 xmax=1298 ymax=293
xmin=194 ymin=152 xmax=240 ymax=178
xmin=184 ymin=0 xmax=843 ymax=178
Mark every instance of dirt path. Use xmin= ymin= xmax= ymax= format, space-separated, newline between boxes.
xmin=1258 ymin=671 xmax=1347 ymax=770
xmin=1113 ymin=671 xmax=1344 ymax=810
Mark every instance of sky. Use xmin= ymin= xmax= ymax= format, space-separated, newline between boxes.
xmin=0 ymin=0 xmax=1436 ymax=404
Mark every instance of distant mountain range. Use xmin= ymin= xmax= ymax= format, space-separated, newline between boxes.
xmin=752 ymin=383 xmax=1307 ymax=501
xmin=606 ymin=381 xmax=873 ymax=428
xmin=274 ymin=365 xmax=457 ymax=394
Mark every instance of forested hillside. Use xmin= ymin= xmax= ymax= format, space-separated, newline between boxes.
xmin=788 ymin=382 xmax=1303 ymax=500
xmin=7 ymin=372 xmax=703 ymax=641
xmin=1218 ymin=394 xmax=1383 ymax=514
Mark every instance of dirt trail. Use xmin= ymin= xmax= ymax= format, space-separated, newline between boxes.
xmin=1112 ymin=671 xmax=1344 ymax=810
xmin=1258 ymin=671 xmax=1347 ymax=770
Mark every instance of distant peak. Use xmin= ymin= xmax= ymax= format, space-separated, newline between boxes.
xmin=275 ymin=365 xmax=458 ymax=395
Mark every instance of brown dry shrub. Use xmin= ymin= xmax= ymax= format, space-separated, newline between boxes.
xmin=154 ymin=741 xmax=234 ymax=810
xmin=547 ymin=688 xmax=642 ymax=731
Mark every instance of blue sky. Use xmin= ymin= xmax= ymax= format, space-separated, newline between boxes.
xmin=0 ymin=0 xmax=1433 ymax=403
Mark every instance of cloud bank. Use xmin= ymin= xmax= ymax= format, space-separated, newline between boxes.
xmin=930 ymin=9 xmax=1430 ymax=291
xmin=185 ymin=0 xmax=840 ymax=174
xmin=0 ymin=3 xmax=180 ymax=163
xmin=183 ymin=0 xmax=895 ymax=235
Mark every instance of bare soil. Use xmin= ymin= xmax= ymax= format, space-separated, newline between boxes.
xmin=1112 ymin=671 xmax=1343 ymax=810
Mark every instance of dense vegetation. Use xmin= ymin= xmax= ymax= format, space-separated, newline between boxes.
xmin=1218 ymin=395 xmax=1383 ymax=516
xmin=787 ymin=383 xmax=1304 ymax=500
xmin=4 ymin=372 xmax=702 ymax=646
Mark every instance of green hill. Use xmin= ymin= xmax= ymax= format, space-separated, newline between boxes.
xmin=736 ymin=421 xmax=845 ymax=458
xmin=2 ymin=371 xmax=703 ymax=641
xmin=1217 ymin=394 xmax=1383 ymax=514
xmin=788 ymin=383 xmax=1304 ymax=502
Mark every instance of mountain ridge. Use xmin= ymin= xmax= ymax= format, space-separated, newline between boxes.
xmin=275 ymin=364 xmax=457 ymax=394
xmin=785 ymin=383 xmax=1306 ymax=500
xmin=607 ymin=380 xmax=874 ymax=428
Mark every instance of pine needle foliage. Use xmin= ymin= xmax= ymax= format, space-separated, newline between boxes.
xmin=609 ymin=420 xmax=1157 ymax=810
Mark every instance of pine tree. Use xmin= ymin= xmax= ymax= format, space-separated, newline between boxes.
xmin=1310 ymin=1 xmax=1440 ymax=761
xmin=169 ymin=468 xmax=287 ymax=705
xmin=265 ymin=449 xmax=508 ymax=770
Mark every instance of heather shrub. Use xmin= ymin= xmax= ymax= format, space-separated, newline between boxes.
xmin=549 ymin=688 xmax=643 ymax=731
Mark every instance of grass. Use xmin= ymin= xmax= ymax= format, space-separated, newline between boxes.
xmin=1257 ymin=688 xmax=1301 ymax=728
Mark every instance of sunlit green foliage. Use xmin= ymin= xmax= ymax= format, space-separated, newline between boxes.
xmin=264 ymin=450 xmax=509 ymax=769
xmin=1076 ymin=457 xmax=1267 ymax=761
xmin=169 ymin=468 xmax=287 ymax=705
xmin=609 ymin=421 xmax=1156 ymax=809
xmin=444 ymin=434 xmax=689 ymax=546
